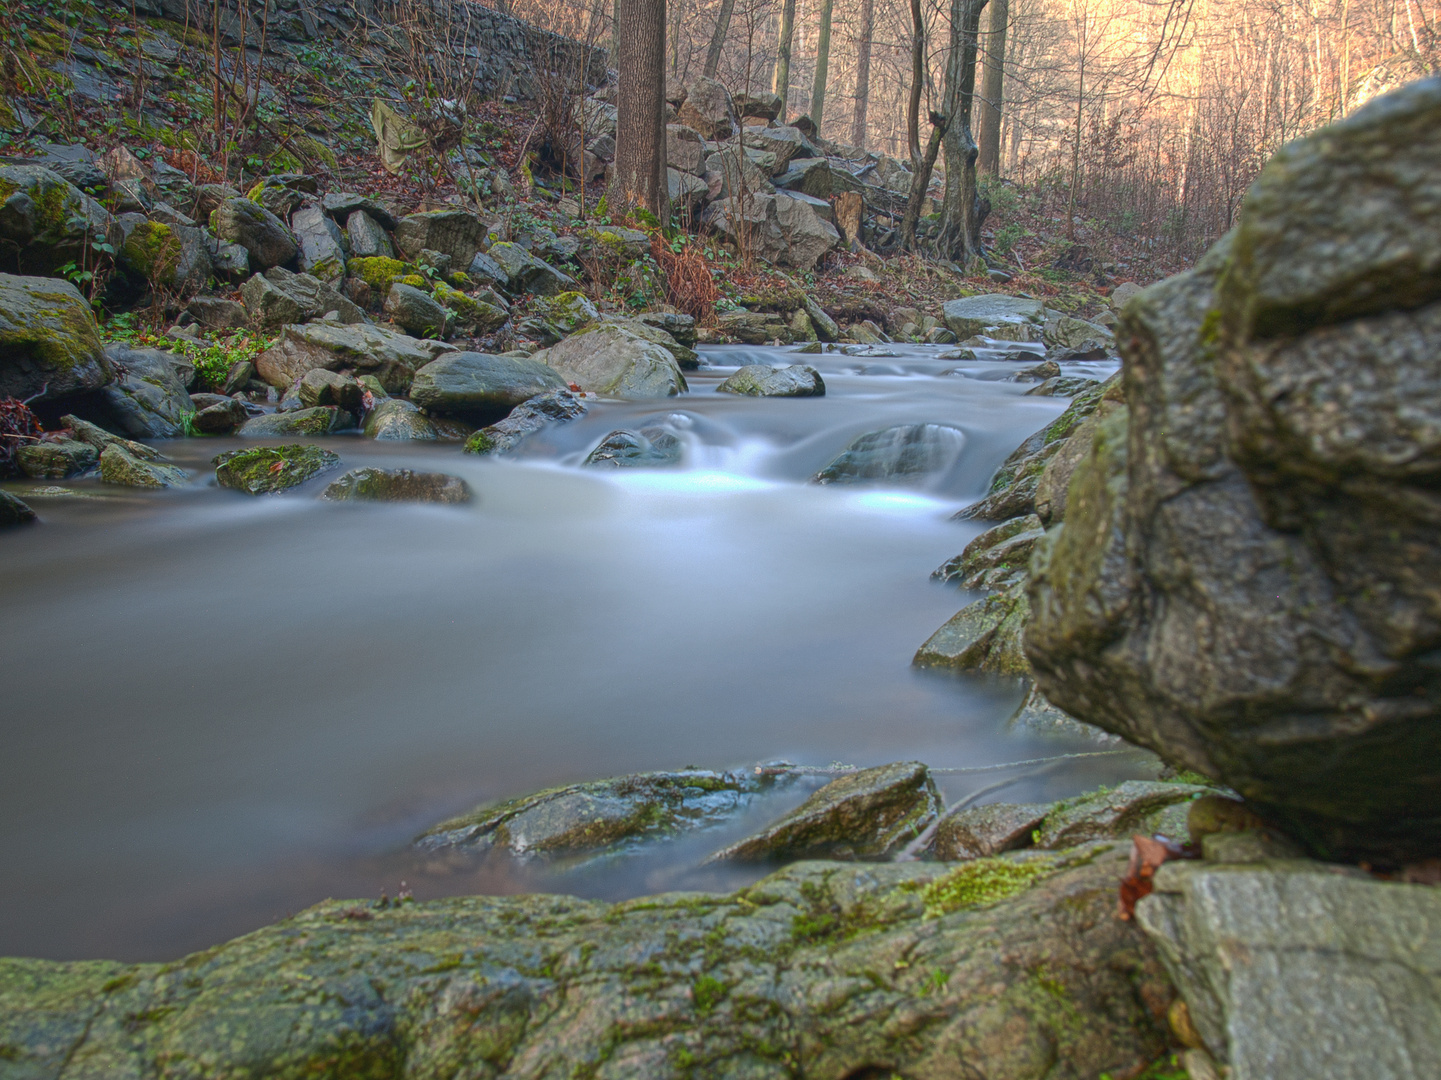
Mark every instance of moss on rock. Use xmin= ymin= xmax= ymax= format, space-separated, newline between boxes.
xmin=214 ymin=444 xmax=340 ymax=494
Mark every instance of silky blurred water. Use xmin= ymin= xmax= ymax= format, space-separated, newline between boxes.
xmin=0 ymin=342 xmax=1141 ymax=961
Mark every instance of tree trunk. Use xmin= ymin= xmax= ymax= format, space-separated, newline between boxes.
xmin=851 ymin=0 xmax=875 ymax=148
xmin=773 ymin=0 xmax=796 ymax=107
xmin=900 ymin=110 xmax=949 ymax=250
xmin=976 ymin=0 xmax=1007 ymax=174
xmin=810 ymin=0 xmax=834 ymax=130
xmin=907 ymin=0 xmax=925 ymax=165
xmin=703 ymin=0 xmax=736 ymax=78
xmin=934 ymin=0 xmax=988 ymax=265
xmin=615 ymin=0 xmax=669 ymax=218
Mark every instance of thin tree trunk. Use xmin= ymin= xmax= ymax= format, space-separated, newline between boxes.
xmin=935 ymin=0 xmax=988 ymax=265
xmin=977 ymin=0 xmax=1007 ymax=174
xmin=774 ymin=0 xmax=797 ymax=109
xmin=704 ymin=0 xmax=737 ymax=78
xmin=907 ymin=0 xmax=925 ymax=164
xmin=900 ymin=110 xmax=949 ymax=250
xmin=852 ymin=0 xmax=875 ymax=148
xmin=616 ymin=0 xmax=669 ymax=218
xmin=810 ymin=0 xmax=834 ymax=129
xmin=1066 ymin=9 xmax=1084 ymax=241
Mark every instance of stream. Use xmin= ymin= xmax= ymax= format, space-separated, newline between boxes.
xmin=0 ymin=341 xmax=1152 ymax=962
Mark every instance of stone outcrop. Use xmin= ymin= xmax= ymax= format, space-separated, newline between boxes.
xmin=539 ymin=323 xmax=688 ymax=397
xmin=0 ymin=273 xmax=111 ymax=403
xmin=255 ymin=322 xmax=454 ymax=394
xmin=1026 ymin=78 xmax=1441 ymax=863
xmin=408 ymin=352 xmax=567 ymax=418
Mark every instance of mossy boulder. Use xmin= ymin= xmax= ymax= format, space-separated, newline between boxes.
xmin=1033 ymin=781 xmax=1213 ymax=849
xmin=717 ymin=364 xmax=825 ymax=397
xmin=118 ymin=220 xmax=213 ymax=292
xmin=0 ymin=273 xmax=110 ymax=402
xmin=321 ymin=467 xmax=472 ymax=504
xmin=237 ymin=407 xmax=350 ymax=437
xmin=431 ymin=280 xmax=508 ymax=334
xmin=0 ymin=164 xmax=115 ymax=276
xmin=214 ymin=444 xmax=340 ymax=494
xmin=15 ymin=438 xmax=97 ymax=479
xmin=348 ymin=255 xmax=410 ymax=297
xmin=603 ymin=316 xmax=700 ymax=368
xmin=382 ymin=281 xmax=449 ymax=338
xmin=98 ymin=444 xmax=189 ymax=488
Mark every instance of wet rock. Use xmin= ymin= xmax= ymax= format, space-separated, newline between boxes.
xmin=717 ymin=364 xmax=825 ymax=397
xmin=392 ymin=209 xmax=485 ymax=269
xmin=1025 ymin=374 xmax=1100 ymax=397
xmin=1046 ymin=340 xmax=1111 ymax=363
xmin=1034 ymin=781 xmax=1210 ymax=849
xmin=91 ymin=345 xmax=195 ymax=438
xmin=409 ymin=352 xmax=567 ymax=420
xmin=189 ymin=394 xmax=249 ymax=434
xmin=15 ymin=438 xmax=97 ymax=478
xmin=240 ymin=267 xmax=365 ymax=329
xmin=254 ymin=322 xmax=455 ymax=395
xmin=1138 ymin=859 xmax=1441 ymax=1079
xmin=932 ymin=513 xmax=1045 ymax=591
xmin=931 ymin=802 xmax=1049 ymax=861
xmin=321 ymin=468 xmax=472 ymax=504
xmin=813 ymin=423 xmax=966 ymax=485
xmin=383 ymin=282 xmax=449 ymax=338
xmin=464 ymin=389 xmax=587 ymax=455
xmin=942 ymin=294 xmax=1046 ymax=341
xmin=290 ymin=205 xmax=347 ymax=285
xmin=98 ymin=444 xmax=189 ymax=488
xmin=214 ymin=444 xmax=340 ymax=494
xmin=0 ymin=165 xmax=115 ymax=276
xmin=211 ymin=196 xmax=297 ymax=271
xmin=418 ymin=769 xmax=763 ymax=855
xmin=237 ymin=407 xmax=349 ymax=437
xmin=0 ymin=845 xmax=1172 ymax=1080
xmin=1026 ymin=85 xmax=1441 ymax=863
xmin=59 ymin=415 xmax=163 ymax=461
xmin=0 ymin=273 xmax=110 ymax=403
xmin=913 ymin=581 xmax=1030 ymax=677
xmin=1004 ymin=682 xmax=1114 ymax=741
xmin=711 ymin=761 xmax=941 ymax=862
xmin=584 ymin=427 xmax=683 ymax=468
xmin=0 ymin=488 xmax=38 ymax=525
xmin=297 ymin=368 xmax=363 ymax=411
xmin=539 ymin=323 xmax=688 ymax=397
xmin=1012 ymin=359 xmax=1061 ymax=382
xmin=362 ymin=398 xmax=440 ymax=441
xmin=482 ymin=242 xmax=575 ymax=296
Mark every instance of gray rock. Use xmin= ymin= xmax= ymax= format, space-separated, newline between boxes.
xmin=583 ymin=426 xmax=683 ymax=468
xmin=345 ymin=209 xmax=394 ymax=259
xmin=913 ymin=581 xmax=1030 ymax=677
xmin=189 ymin=394 xmax=249 ymax=434
xmin=1034 ymin=781 xmax=1211 ymax=849
xmin=185 ymin=296 xmax=249 ymax=329
xmin=484 ymin=242 xmax=575 ymax=296
xmin=362 ymin=398 xmax=439 ymax=441
xmin=60 ymin=415 xmax=164 ymax=461
xmin=932 ymin=513 xmax=1045 ymax=591
xmin=539 ymin=323 xmax=688 ymax=397
xmin=240 ymin=266 xmax=365 ymax=329
xmin=715 ymin=308 xmax=790 ymax=344
xmin=742 ymin=125 xmax=807 ymax=173
xmin=636 ymin=310 xmax=697 ymax=347
xmin=702 ymin=191 xmax=838 ymax=271
xmin=666 ymin=124 xmax=707 ymax=175
xmin=931 ymin=802 xmax=1049 ymax=861
xmin=321 ymin=468 xmax=472 ymax=504
xmin=717 ymin=364 xmax=825 ymax=397
xmin=1138 ymin=859 xmax=1441 ymax=1080
xmin=211 ymin=197 xmax=297 ymax=271
xmin=942 ymin=294 xmax=1047 ymax=340
xmin=383 ymin=282 xmax=449 ymax=338
xmin=322 ymin=193 xmax=398 ymax=230
xmin=0 ymin=273 xmax=110 ymax=402
xmin=702 ymin=147 xmax=775 ymax=200
xmin=291 ymin=205 xmax=347 ymax=284
xmin=602 ymin=316 xmax=698 ymax=368
xmin=1025 ymin=374 xmax=1100 ymax=397
xmin=118 ymin=220 xmax=213 ymax=292
xmin=0 ymin=488 xmax=38 ymax=526
xmin=711 ymin=761 xmax=941 ymax=862
xmin=1042 ymin=314 xmax=1113 ymax=350
xmin=804 ymin=295 xmax=840 ymax=340
xmin=464 ymin=389 xmax=588 ymax=455
xmin=254 ymin=322 xmax=454 ymax=394
xmin=1005 ymin=681 xmax=1114 ymax=741
xmin=675 ymin=75 xmax=736 ymax=140
xmin=214 ymin=444 xmax=340 ymax=494
xmin=1110 ymin=281 xmax=1143 ymax=309
xmin=297 ymin=368 xmax=363 ymax=410
xmin=734 ymin=90 xmax=785 ymax=120
xmin=392 ymin=209 xmax=485 ymax=268
xmin=237 ymin=407 xmax=350 ymax=437
xmin=205 ymin=234 xmax=251 ymax=281
xmin=667 ymin=168 xmax=710 ymax=212
xmin=15 ymin=438 xmax=97 ymax=479
xmin=0 ymin=165 xmax=115 ymax=276
xmin=813 ymin=423 xmax=967 ymax=485
xmin=98 ymin=444 xmax=189 ymax=488
xmin=92 ymin=344 xmax=195 ymax=438
xmin=409 ymin=352 xmax=567 ymax=419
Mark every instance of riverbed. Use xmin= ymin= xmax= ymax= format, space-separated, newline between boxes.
xmin=0 ymin=342 xmax=1148 ymax=962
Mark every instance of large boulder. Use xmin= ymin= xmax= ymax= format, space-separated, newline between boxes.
xmin=0 ymin=273 xmax=110 ymax=402
xmin=0 ymin=165 xmax=114 ymax=275
xmin=290 ymin=205 xmax=347 ymax=284
xmin=666 ymin=124 xmax=707 ymax=175
xmin=717 ymin=364 xmax=825 ymax=397
xmin=118 ymin=220 xmax=213 ymax=292
xmin=382 ymin=282 xmax=449 ymax=338
xmin=539 ymin=323 xmax=688 ymax=397
xmin=703 ymin=192 xmax=839 ymax=272
xmin=813 ymin=423 xmax=967 ymax=485
xmin=362 ymin=398 xmax=440 ymax=441
xmin=346 ymin=209 xmax=395 ymax=260
xmin=480 ymin=242 xmax=575 ymax=296
xmin=392 ymin=209 xmax=485 ymax=267
xmin=1026 ymin=80 xmax=1441 ymax=864
xmin=254 ymin=322 xmax=454 ymax=394
xmin=942 ymin=294 xmax=1047 ymax=340
xmin=464 ymin=388 xmax=588 ymax=455
xmin=211 ymin=197 xmax=297 ymax=271
xmin=91 ymin=344 xmax=195 ymax=438
xmin=675 ymin=75 xmax=737 ymax=140
xmin=408 ymin=352 xmax=567 ymax=419
xmin=241 ymin=267 xmax=365 ymax=329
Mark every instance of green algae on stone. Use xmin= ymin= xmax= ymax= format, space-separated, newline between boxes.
xmin=320 ymin=468 xmax=472 ymax=504
xmin=918 ymin=853 xmax=1057 ymax=918
xmin=215 ymin=444 xmax=340 ymax=494
xmin=98 ymin=445 xmax=189 ymax=488
xmin=349 ymin=256 xmax=411 ymax=297
xmin=0 ymin=273 xmax=110 ymax=402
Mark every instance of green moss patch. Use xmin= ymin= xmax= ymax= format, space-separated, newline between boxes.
xmin=918 ymin=855 xmax=1055 ymax=918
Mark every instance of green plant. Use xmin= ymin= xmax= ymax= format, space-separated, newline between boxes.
xmin=692 ymin=975 xmax=726 ymax=1015
xmin=991 ymin=222 xmax=1027 ymax=257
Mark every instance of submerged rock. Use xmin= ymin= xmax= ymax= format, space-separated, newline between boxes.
xmin=584 ymin=427 xmax=683 ymax=468
xmin=464 ymin=389 xmax=588 ymax=455
xmin=813 ymin=423 xmax=966 ymax=485
xmin=710 ymin=761 xmax=941 ymax=862
xmin=0 ymin=488 xmax=38 ymax=526
xmin=418 ymin=769 xmax=763 ymax=856
xmin=15 ymin=439 xmax=97 ymax=479
xmin=215 ymin=445 xmax=340 ymax=494
xmin=98 ymin=444 xmax=188 ymax=488
xmin=321 ymin=468 xmax=472 ymax=504
xmin=932 ymin=513 xmax=1044 ymax=591
xmin=913 ymin=582 xmax=1030 ymax=677
xmin=0 ymin=844 xmax=1171 ymax=1080
xmin=716 ymin=364 xmax=825 ymax=397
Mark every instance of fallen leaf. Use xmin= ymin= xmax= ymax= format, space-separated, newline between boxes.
xmin=1118 ymin=834 xmax=1187 ymax=920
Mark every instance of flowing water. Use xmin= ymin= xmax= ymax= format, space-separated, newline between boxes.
xmin=0 ymin=342 xmax=1149 ymax=963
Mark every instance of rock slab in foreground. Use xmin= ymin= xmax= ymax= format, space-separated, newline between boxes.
xmin=1026 ymin=80 xmax=1441 ymax=863
xmin=215 ymin=445 xmax=340 ymax=494
xmin=1138 ymin=859 xmax=1441 ymax=1080
xmin=711 ymin=761 xmax=941 ymax=862
xmin=409 ymin=352 xmax=567 ymax=418
xmin=0 ymin=845 xmax=1171 ymax=1080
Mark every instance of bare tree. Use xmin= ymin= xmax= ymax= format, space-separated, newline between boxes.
xmin=906 ymin=0 xmax=926 ymax=163
xmin=935 ymin=0 xmax=989 ymax=265
xmin=704 ymin=0 xmax=738 ymax=76
xmin=810 ymin=0 xmax=835 ymax=128
xmin=615 ymin=0 xmax=670 ymax=216
xmin=852 ymin=0 xmax=876 ymax=147
xmin=977 ymin=0 xmax=1008 ymax=173
xmin=774 ymin=0 xmax=797 ymax=108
